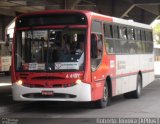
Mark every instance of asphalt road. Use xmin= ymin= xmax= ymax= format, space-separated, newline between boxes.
xmin=0 ymin=76 xmax=160 ymax=124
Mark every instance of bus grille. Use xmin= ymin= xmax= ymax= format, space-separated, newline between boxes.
xmin=23 ymin=93 xmax=76 ymax=99
xmin=23 ymin=83 xmax=76 ymax=88
xmin=19 ymin=73 xmax=29 ymax=79
xmin=32 ymin=76 xmax=65 ymax=80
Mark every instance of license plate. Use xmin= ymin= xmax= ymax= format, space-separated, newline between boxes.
xmin=41 ymin=91 xmax=54 ymax=96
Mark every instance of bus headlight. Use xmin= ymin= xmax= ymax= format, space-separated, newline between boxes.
xmin=76 ymin=79 xmax=82 ymax=84
xmin=16 ymin=80 xmax=23 ymax=85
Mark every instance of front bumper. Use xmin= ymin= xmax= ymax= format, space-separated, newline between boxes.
xmin=12 ymin=82 xmax=91 ymax=102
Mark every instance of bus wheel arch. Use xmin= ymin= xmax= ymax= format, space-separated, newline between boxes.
xmin=124 ymin=72 xmax=142 ymax=98
xmin=94 ymin=76 xmax=112 ymax=108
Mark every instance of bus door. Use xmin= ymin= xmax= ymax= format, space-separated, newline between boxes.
xmin=91 ymin=33 xmax=105 ymax=99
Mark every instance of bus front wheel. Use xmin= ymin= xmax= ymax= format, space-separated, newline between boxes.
xmin=94 ymin=82 xmax=110 ymax=108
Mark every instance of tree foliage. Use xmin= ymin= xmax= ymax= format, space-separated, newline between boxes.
xmin=153 ymin=21 xmax=160 ymax=44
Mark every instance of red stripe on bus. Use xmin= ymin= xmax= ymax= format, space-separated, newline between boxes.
xmin=113 ymin=69 xmax=154 ymax=79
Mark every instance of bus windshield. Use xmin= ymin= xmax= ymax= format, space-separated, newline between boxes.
xmin=16 ymin=28 xmax=86 ymax=72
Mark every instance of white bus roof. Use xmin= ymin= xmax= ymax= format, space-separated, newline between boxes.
xmin=90 ymin=11 xmax=151 ymax=29
xmin=113 ymin=17 xmax=151 ymax=29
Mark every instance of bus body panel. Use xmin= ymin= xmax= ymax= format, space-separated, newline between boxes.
xmin=114 ymin=54 xmax=154 ymax=96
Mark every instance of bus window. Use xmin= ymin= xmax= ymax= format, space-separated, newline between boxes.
xmin=119 ymin=26 xmax=127 ymax=40
xmin=16 ymin=29 xmax=86 ymax=71
xmin=136 ymin=29 xmax=141 ymax=41
xmin=127 ymin=27 xmax=135 ymax=41
xmin=103 ymin=23 xmax=115 ymax=54
xmin=91 ymin=33 xmax=103 ymax=71
xmin=135 ymin=29 xmax=143 ymax=54
xmin=113 ymin=25 xmax=119 ymax=39
xmin=140 ymin=30 xmax=146 ymax=53
xmin=92 ymin=20 xmax=102 ymax=34
xmin=119 ymin=26 xmax=129 ymax=54
xmin=91 ymin=20 xmax=103 ymax=71
xmin=103 ymin=23 xmax=113 ymax=38
xmin=112 ymin=25 xmax=121 ymax=53
xmin=128 ymin=27 xmax=137 ymax=54
xmin=91 ymin=33 xmax=98 ymax=59
xmin=145 ymin=31 xmax=153 ymax=53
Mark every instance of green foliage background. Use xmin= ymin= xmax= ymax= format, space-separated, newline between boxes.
xmin=153 ymin=21 xmax=160 ymax=44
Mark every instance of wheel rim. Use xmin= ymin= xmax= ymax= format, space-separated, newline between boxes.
xmin=103 ymin=84 xmax=108 ymax=101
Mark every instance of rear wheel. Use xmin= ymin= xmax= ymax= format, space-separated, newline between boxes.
xmin=124 ymin=74 xmax=142 ymax=98
xmin=131 ymin=74 xmax=142 ymax=98
xmin=94 ymin=82 xmax=110 ymax=108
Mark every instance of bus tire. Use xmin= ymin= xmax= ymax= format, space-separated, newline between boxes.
xmin=131 ymin=74 xmax=142 ymax=98
xmin=94 ymin=82 xmax=110 ymax=108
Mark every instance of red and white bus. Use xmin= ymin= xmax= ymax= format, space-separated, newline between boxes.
xmin=11 ymin=10 xmax=154 ymax=108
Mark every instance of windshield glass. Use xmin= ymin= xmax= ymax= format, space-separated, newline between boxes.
xmin=16 ymin=28 xmax=86 ymax=71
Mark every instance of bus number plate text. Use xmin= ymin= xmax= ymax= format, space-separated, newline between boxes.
xmin=41 ymin=91 xmax=54 ymax=96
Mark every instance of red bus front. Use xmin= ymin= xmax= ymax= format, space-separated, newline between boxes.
xmin=11 ymin=11 xmax=92 ymax=101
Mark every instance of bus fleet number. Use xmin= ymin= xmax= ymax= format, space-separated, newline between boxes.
xmin=66 ymin=74 xmax=80 ymax=79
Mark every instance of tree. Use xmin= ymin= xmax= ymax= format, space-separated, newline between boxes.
xmin=152 ymin=21 xmax=160 ymax=44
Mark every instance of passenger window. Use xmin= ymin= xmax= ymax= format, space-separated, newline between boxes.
xmin=113 ymin=25 xmax=119 ymax=38
xmin=103 ymin=23 xmax=115 ymax=54
xmin=119 ymin=26 xmax=129 ymax=53
xmin=140 ymin=30 xmax=146 ymax=53
xmin=144 ymin=30 xmax=153 ymax=53
xmin=104 ymin=23 xmax=113 ymax=38
xmin=128 ymin=28 xmax=135 ymax=40
xmin=127 ymin=27 xmax=137 ymax=54
xmin=119 ymin=26 xmax=127 ymax=39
